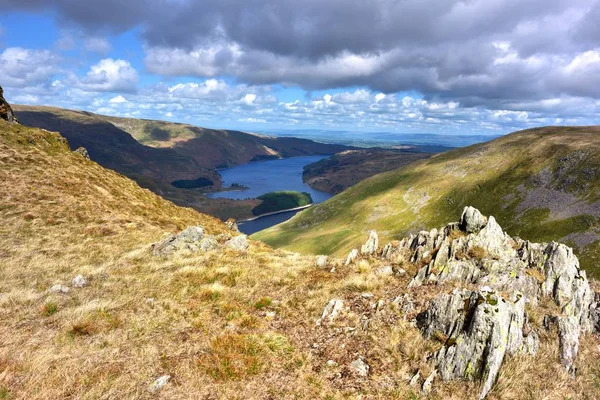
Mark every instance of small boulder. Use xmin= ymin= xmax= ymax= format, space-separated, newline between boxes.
xmin=316 ymin=299 xmax=344 ymax=326
xmin=409 ymin=371 xmax=421 ymax=386
xmin=350 ymin=357 xmax=369 ymax=377
xmin=74 ymin=147 xmax=90 ymax=160
xmin=422 ymin=370 xmax=437 ymax=394
xmin=0 ymin=86 xmax=18 ymax=123
xmin=315 ymin=255 xmax=328 ymax=269
xmin=345 ymin=249 xmax=359 ymax=266
xmin=148 ymin=375 xmax=171 ymax=393
xmin=72 ymin=275 xmax=88 ymax=288
xmin=375 ymin=265 xmax=394 ymax=276
xmin=224 ymin=235 xmax=249 ymax=251
xmin=225 ymin=218 xmax=239 ymax=232
xmin=199 ymin=235 xmax=219 ymax=251
xmin=361 ymin=230 xmax=379 ymax=255
xmin=49 ymin=284 xmax=71 ymax=294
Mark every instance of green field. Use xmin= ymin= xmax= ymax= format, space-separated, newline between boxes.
xmin=252 ymin=191 xmax=313 ymax=216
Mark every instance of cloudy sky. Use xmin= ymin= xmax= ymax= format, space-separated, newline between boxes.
xmin=1 ymin=0 xmax=600 ymax=135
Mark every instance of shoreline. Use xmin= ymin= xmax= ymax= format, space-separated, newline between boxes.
xmin=239 ymin=204 xmax=313 ymax=222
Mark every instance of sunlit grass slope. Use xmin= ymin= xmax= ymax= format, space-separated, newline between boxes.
xmin=1 ymin=120 xmax=599 ymax=399
xmin=255 ymin=126 xmax=600 ymax=274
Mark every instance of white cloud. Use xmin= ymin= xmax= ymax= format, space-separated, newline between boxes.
xmin=0 ymin=47 xmax=60 ymax=87
xmin=109 ymin=95 xmax=128 ymax=103
xmin=76 ymin=58 xmax=138 ymax=92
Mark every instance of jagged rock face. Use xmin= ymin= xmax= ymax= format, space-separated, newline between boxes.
xmin=0 ymin=86 xmax=18 ymax=123
xmin=418 ymin=289 xmax=527 ymax=399
xmin=376 ymin=206 xmax=595 ymax=397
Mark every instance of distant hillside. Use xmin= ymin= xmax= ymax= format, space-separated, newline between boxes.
xmin=13 ymin=105 xmax=350 ymax=220
xmin=255 ymin=126 xmax=600 ymax=275
xmin=98 ymin=113 xmax=351 ymax=169
xmin=303 ymin=148 xmax=433 ymax=194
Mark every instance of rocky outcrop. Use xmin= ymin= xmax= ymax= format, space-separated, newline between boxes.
xmin=371 ymin=206 xmax=595 ymax=398
xmin=0 ymin=86 xmax=18 ymax=123
xmin=152 ymin=226 xmax=249 ymax=256
xmin=418 ymin=288 xmax=527 ymax=399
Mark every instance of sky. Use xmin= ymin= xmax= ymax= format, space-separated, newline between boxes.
xmin=0 ymin=0 xmax=600 ymax=136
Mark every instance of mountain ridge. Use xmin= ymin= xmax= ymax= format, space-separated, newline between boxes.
xmin=255 ymin=125 xmax=600 ymax=275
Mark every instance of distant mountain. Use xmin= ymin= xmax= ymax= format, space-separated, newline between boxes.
xmin=255 ymin=126 xmax=600 ymax=275
xmin=262 ymin=128 xmax=499 ymax=149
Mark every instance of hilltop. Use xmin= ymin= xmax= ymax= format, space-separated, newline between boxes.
xmin=13 ymin=105 xmax=350 ymax=220
xmin=255 ymin=126 xmax=600 ymax=275
xmin=1 ymin=110 xmax=600 ymax=399
xmin=303 ymin=148 xmax=433 ymax=194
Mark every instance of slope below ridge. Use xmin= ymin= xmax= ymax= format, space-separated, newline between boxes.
xmin=254 ymin=126 xmax=600 ymax=275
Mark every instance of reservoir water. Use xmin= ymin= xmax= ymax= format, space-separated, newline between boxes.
xmin=206 ymin=156 xmax=333 ymax=234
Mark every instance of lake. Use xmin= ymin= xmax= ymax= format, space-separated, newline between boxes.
xmin=206 ymin=156 xmax=333 ymax=234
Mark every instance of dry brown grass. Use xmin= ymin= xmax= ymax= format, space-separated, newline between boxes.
xmin=1 ymin=120 xmax=599 ymax=399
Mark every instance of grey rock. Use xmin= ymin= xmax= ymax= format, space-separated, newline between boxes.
xmin=419 ymin=289 xmax=526 ymax=400
xmin=409 ymin=371 xmax=421 ymax=386
xmin=315 ymin=255 xmax=328 ymax=269
xmin=460 ymin=206 xmax=488 ymax=233
xmin=350 ymin=357 xmax=369 ymax=377
xmin=543 ymin=242 xmax=593 ymax=330
xmin=522 ymin=329 xmax=540 ymax=356
xmin=148 ymin=375 xmax=171 ymax=393
xmin=316 ymin=299 xmax=344 ymax=326
xmin=345 ymin=248 xmax=359 ymax=266
xmin=393 ymin=294 xmax=415 ymax=316
xmin=199 ymin=235 xmax=219 ymax=251
xmin=375 ymin=265 xmax=394 ymax=276
xmin=152 ymin=226 xmax=206 ymax=256
xmin=558 ymin=316 xmax=580 ymax=373
xmin=360 ymin=230 xmax=379 ymax=255
xmin=326 ymin=360 xmax=338 ymax=367
xmin=224 ymin=235 xmax=249 ymax=251
xmin=422 ymin=369 xmax=437 ymax=394
xmin=72 ymin=275 xmax=88 ymax=288
xmin=49 ymin=284 xmax=71 ymax=294
xmin=0 ymin=86 xmax=18 ymax=123
xmin=225 ymin=218 xmax=239 ymax=232
xmin=74 ymin=147 xmax=90 ymax=160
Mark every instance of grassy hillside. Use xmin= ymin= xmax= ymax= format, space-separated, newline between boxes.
xmin=303 ymin=148 xmax=432 ymax=194
xmin=255 ymin=126 xmax=600 ymax=275
xmin=252 ymin=191 xmax=313 ymax=216
xmin=98 ymin=113 xmax=352 ymax=170
xmin=2 ymin=119 xmax=599 ymax=399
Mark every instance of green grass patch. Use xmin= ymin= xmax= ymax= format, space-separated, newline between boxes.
xmin=252 ymin=191 xmax=313 ymax=216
